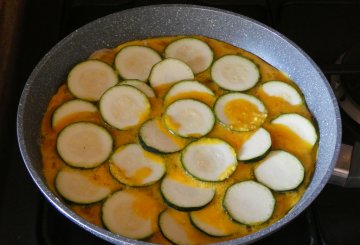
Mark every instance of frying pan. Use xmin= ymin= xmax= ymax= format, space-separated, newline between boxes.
xmin=17 ymin=4 xmax=341 ymax=244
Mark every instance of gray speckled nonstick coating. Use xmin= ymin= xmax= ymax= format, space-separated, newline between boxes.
xmin=17 ymin=4 xmax=341 ymax=245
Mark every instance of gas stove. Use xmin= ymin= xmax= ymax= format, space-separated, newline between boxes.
xmin=1 ymin=0 xmax=360 ymax=244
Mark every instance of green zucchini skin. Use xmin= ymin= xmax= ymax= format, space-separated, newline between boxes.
xmin=189 ymin=213 xmax=233 ymax=238
xmin=160 ymin=177 xmax=215 ymax=212
xmin=158 ymin=210 xmax=174 ymax=244
xmin=237 ymin=127 xmax=272 ymax=162
xmin=55 ymin=179 xmax=109 ymax=206
xmin=241 ymin=148 xmax=271 ymax=163
xmin=161 ymin=195 xmax=208 ymax=212
xmin=138 ymin=134 xmax=167 ymax=155
xmin=138 ymin=118 xmax=186 ymax=154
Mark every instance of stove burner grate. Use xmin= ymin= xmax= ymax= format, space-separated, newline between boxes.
xmin=330 ymin=43 xmax=360 ymax=125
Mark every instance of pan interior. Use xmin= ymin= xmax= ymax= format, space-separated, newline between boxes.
xmin=17 ymin=5 xmax=341 ymax=245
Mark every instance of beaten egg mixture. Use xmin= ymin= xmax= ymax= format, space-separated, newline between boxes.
xmin=41 ymin=35 xmax=318 ymax=244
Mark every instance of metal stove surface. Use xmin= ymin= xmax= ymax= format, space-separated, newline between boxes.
xmin=1 ymin=0 xmax=360 ymax=245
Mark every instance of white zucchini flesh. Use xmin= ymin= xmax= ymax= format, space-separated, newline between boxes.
xmin=181 ymin=138 xmax=237 ymax=182
xmin=149 ymin=58 xmax=194 ymax=88
xmin=255 ymin=150 xmax=305 ymax=191
xmin=67 ymin=60 xmax=118 ymax=101
xmin=160 ymin=177 xmax=215 ymax=210
xmin=159 ymin=210 xmax=199 ymax=245
xmin=271 ymin=113 xmax=318 ymax=146
xmin=214 ymin=92 xmax=267 ymax=131
xmin=102 ymin=190 xmax=157 ymax=239
xmin=237 ymin=127 xmax=272 ymax=161
xmin=114 ymin=45 xmax=162 ymax=81
xmin=164 ymin=38 xmax=213 ymax=74
xmin=139 ymin=118 xmax=187 ymax=154
xmin=262 ymin=81 xmax=303 ymax=105
xmin=110 ymin=144 xmax=165 ymax=186
xmin=119 ymin=79 xmax=155 ymax=98
xmin=55 ymin=169 xmax=111 ymax=204
xmin=56 ymin=122 xmax=113 ymax=168
xmin=164 ymin=80 xmax=214 ymax=104
xmin=52 ymin=99 xmax=97 ymax=128
xmin=164 ymin=99 xmax=215 ymax=138
xmin=99 ymin=85 xmax=150 ymax=130
xmin=211 ymin=55 xmax=260 ymax=91
xmin=189 ymin=212 xmax=235 ymax=237
xmin=223 ymin=181 xmax=275 ymax=225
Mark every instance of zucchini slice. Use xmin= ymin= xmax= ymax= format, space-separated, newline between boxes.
xmin=223 ymin=181 xmax=275 ymax=225
xmin=52 ymin=99 xmax=97 ymax=128
xmin=254 ymin=150 xmax=305 ymax=191
xmin=160 ymin=177 xmax=215 ymax=211
xmin=181 ymin=138 xmax=237 ymax=182
xmin=237 ymin=127 xmax=272 ymax=161
xmin=164 ymin=80 xmax=215 ymax=105
xmin=109 ymin=144 xmax=165 ymax=186
xmin=163 ymin=99 xmax=215 ymax=138
xmin=55 ymin=168 xmax=111 ymax=204
xmin=56 ymin=122 xmax=113 ymax=168
xmin=214 ymin=92 xmax=267 ymax=131
xmin=67 ymin=60 xmax=118 ymax=101
xmin=189 ymin=210 xmax=235 ymax=237
xmin=102 ymin=190 xmax=160 ymax=239
xmin=119 ymin=79 xmax=155 ymax=98
xmin=99 ymin=85 xmax=151 ymax=130
xmin=262 ymin=81 xmax=303 ymax=105
xmin=114 ymin=45 xmax=162 ymax=81
xmin=271 ymin=113 xmax=318 ymax=146
xmin=149 ymin=58 xmax=194 ymax=88
xmin=211 ymin=55 xmax=260 ymax=91
xmin=139 ymin=118 xmax=188 ymax=154
xmin=159 ymin=209 xmax=204 ymax=245
xmin=164 ymin=37 xmax=213 ymax=74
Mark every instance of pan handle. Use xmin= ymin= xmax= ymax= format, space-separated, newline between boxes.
xmin=329 ymin=142 xmax=360 ymax=187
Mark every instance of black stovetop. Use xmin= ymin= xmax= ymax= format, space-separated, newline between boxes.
xmin=2 ymin=0 xmax=360 ymax=244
